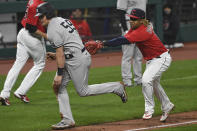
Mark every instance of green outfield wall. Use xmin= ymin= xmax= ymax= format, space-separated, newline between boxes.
xmin=0 ymin=0 xmax=196 ymax=59
xmin=0 ymin=0 xmax=163 ymax=39
xmin=0 ymin=0 xmax=161 ymax=13
xmin=177 ymin=23 xmax=197 ymax=42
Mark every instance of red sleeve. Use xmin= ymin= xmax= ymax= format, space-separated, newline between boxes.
xmin=124 ymin=25 xmax=153 ymax=43
xmin=26 ymin=5 xmax=39 ymax=25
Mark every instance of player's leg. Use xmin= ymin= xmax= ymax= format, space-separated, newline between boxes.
xmin=52 ymin=70 xmax=75 ymax=129
xmin=152 ymin=54 xmax=174 ymax=121
xmin=14 ymin=29 xmax=46 ymax=101
xmin=121 ymin=44 xmax=134 ymax=86
xmin=142 ymin=52 xmax=172 ymax=120
xmin=153 ymin=77 xmax=172 ymax=112
xmin=67 ymin=49 xmax=127 ymax=103
xmin=133 ymin=45 xmax=143 ymax=86
xmin=141 ymin=62 xmax=155 ymax=119
xmin=0 ymin=29 xmax=29 ymax=104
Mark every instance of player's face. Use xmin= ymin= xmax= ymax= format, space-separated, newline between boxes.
xmin=129 ymin=19 xmax=141 ymax=30
xmin=72 ymin=9 xmax=82 ymax=19
xmin=39 ymin=15 xmax=49 ymax=27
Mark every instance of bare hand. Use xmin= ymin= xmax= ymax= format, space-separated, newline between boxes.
xmin=47 ymin=52 xmax=56 ymax=60
xmin=53 ymin=75 xmax=63 ymax=95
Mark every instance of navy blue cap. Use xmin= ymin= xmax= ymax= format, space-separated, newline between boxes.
xmin=127 ymin=8 xmax=145 ymax=19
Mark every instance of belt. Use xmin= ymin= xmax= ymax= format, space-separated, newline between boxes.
xmin=148 ymin=51 xmax=170 ymax=61
xmin=65 ymin=47 xmax=86 ymax=59
xmin=81 ymin=47 xmax=85 ymax=53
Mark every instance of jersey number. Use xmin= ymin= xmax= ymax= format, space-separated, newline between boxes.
xmin=60 ymin=20 xmax=76 ymax=33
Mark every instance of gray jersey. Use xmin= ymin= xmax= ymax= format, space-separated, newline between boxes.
xmin=117 ymin=0 xmax=147 ymax=14
xmin=47 ymin=17 xmax=84 ymax=53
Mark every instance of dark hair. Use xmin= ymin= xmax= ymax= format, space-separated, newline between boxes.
xmin=163 ymin=4 xmax=173 ymax=9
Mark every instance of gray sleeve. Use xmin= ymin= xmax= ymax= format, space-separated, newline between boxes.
xmin=48 ymin=23 xmax=64 ymax=49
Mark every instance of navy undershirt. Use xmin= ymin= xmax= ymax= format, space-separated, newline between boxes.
xmin=103 ymin=36 xmax=131 ymax=47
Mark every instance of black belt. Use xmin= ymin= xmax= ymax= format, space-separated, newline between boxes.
xmin=148 ymin=56 xmax=160 ymax=61
xmin=148 ymin=51 xmax=169 ymax=61
xmin=65 ymin=47 xmax=86 ymax=59
xmin=81 ymin=47 xmax=85 ymax=53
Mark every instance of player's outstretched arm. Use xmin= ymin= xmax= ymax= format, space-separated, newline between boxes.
xmin=84 ymin=36 xmax=131 ymax=55
xmin=102 ymin=36 xmax=131 ymax=47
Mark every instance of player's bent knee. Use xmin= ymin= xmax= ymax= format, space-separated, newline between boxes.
xmin=142 ymin=78 xmax=153 ymax=87
xmin=76 ymin=88 xmax=89 ymax=97
xmin=77 ymin=91 xmax=87 ymax=97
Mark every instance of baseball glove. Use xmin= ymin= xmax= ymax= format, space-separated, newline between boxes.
xmin=85 ymin=40 xmax=103 ymax=55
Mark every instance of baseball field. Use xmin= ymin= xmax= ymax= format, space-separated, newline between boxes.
xmin=0 ymin=43 xmax=197 ymax=131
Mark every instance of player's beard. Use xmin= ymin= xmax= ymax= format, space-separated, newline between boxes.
xmin=131 ymin=22 xmax=141 ymax=30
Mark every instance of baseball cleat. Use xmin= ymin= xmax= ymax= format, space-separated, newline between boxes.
xmin=123 ymin=80 xmax=133 ymax=87
xmin=14 ymin=93 xmax=30 ymax=103
xmin=0 ymin=97 xmax=10 ymax=106
xmin=119 ymin=82 xmax=128 ymax=103
xmin=51 ymin=118 xmax=75 ymax=130
xmin=160 ymin=103 xmax=175 ymax=122
xmin=125 ymin=83 xmax=133 ymax=87
xmin=142 ymin=111 xmax=153 ymax=120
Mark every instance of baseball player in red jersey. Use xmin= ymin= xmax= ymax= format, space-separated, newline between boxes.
xmin=0 ymin=0 xmax=47 ymax=106
xmin=70 ymin=9 xmax=92 ymax=43
xmin=93 ymin=8 xmax=174 ymax=122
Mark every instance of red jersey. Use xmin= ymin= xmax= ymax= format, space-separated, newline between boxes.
xmin=21 ymin=0 xmax=45 ymax=32
xmin=125 ymin=24 xmax=167 ymax=60
xmin=70 ymin=19 xmax=92 ymax=43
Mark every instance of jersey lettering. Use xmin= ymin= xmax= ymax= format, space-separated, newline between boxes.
xmin=60 ymin=19 xmax=76 ymax=33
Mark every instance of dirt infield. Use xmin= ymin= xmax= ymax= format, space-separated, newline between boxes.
xmin=1 ymin=42 xmax=197 ymax=131
xmin=59 ymin=111 xmax=197 ymax=131
xmin=0 ymin=42 xmax=197 ymax=75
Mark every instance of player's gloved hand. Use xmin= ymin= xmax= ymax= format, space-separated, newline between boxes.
xmin=47 ymin=52 xmax=56 ymax=60
xmin=85 ymin=40 xmax=103 ymax=55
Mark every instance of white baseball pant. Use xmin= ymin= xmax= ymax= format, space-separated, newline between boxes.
xmin=121 ymin=43 xmax=143 ymax=85
xmin=142 ymin=51 xmax=172 ymax=114
xmin=0 ymin=28 xmax=46 ymax=99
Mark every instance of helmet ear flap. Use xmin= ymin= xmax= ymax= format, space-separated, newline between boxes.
xmin=45 ymin=10 xmax=56 ymax=19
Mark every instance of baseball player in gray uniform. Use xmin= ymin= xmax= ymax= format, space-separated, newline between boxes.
xmin=117 ymin=0 xmax=147 ymax=87
xmin=36 ymin=3 xmax=127 ymax=130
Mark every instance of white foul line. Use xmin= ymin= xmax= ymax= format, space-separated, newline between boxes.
xmin=161 ymin=75 xmax=197 ymax=82
xmin=124 ymin=120 xmax=197 ymax=131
